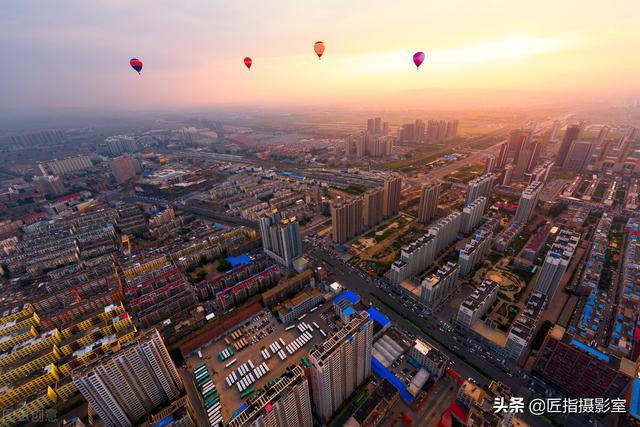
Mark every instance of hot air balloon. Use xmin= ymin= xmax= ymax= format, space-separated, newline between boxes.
xmin=413 ymin=52 xmax=425 ymax=70
xmin=130 ymin=58 xmax=143 ymax=74
xmin=244 ymin=57 xmax=252 ymax=70
xmin=314 ymin=41 xmax=325 ymax=60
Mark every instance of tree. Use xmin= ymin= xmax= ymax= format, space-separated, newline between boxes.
xmin=196 ymin=270 xmax=207 ymax=282
xmin=549 ymin=202 xmax=567 ymax=218
xmin=217 ymin=259 xmax=232 ymax=272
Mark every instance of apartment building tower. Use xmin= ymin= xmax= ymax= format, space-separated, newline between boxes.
xmin=227 ymin=365 xmax=312 ymax=427
xmin=309 ymin=311 xmax=373 ymax=424
xmin=465 ymin=174 xmax=494 ymax=204
xmin=461 ymin=196 xmax=487 ymax=234
xmin=363 ymin=188 xmax=384 ymax=229
xmin=72 ymin=329 xmax=183 ymax=427
xmin=258 ymin=210 xmax=302 ymax=267
xmin=383 ymin=175 xmax=401 ymax=218
xmin=417 ymin=183 xmax=440 ymax=224
xmin=331 ymin=198 xmax=363 ymax=244
xmin=514 ymin=181 xmax=543 ymax=223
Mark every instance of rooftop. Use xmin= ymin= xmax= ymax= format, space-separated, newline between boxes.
xmin=461 ymin=280 xmax=499 ymax=313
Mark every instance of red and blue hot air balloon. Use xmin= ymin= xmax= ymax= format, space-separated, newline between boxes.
xmin=130 ymin=58 xmax=143 ymax=74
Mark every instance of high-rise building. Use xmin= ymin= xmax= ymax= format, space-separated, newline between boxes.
xmin=556 ymin=124 xmax=581 ymax=166
xmin=331 ymin=198 xmax=363 ymax=244
xmin=456 ymin=279 xmax=499 ymax=328
xmin=426 ymin=120 xmax=443 ymax=142
xmin=502 ymin=165 xmax=514 ymax=186
xmin=428 ymin=212 xmax=462 ymax=254
xmin=363 ymin=188 xmax=384 ymax=229
xmin=38 ymin=155 xmax=93 ymax=175
xmin=528 ymin=160 xmax=553 ymax=184
xmin=309 ymin=311 xmax=373 ymax=424
xmin=399 ymin=123 xmax=416 ymax=142
xmin=465 ymin=173 xmax=494 ymax=204
xmin=365 ymin=134 xmax=393 ymax=157
xmin=445 ymin=120 xmax=459 ymax=140
xmin=484 ymin=155 xmax=496 ymax=174
xmin=563 ymin=141 xmax=594 ymax=171
xmin=105 ymin=135 xmax=139 ymax=156
xmin=509 ymin=130 xmax=530 ymax=161
xmin=228 ymin=365 xmax=312 ymax=427
xmin=514 ymin=181 xmax=543 ymax=223
xmin=461 ymin=196 xmax=487 ymax=234
xmin=415 ymin=119 xmax=425 ymax=142
xmin=420 ymin=262 xmax=459 ymax=308
xmin=109 ymin=155 xmax=137 ymax=184
xmin=9 ymin=129 xmax=65 ymax=149
xmin=374 ymin=117 xmax=382 ymax=134
xmin=345 ymin=134 xmax=365 ymax=160
xmin=33 ymin=175 xmax=66 ymax=196
xmin=397 ymin=234 xmax=436 ymax=279
xmin=426 ymin=120 xmax=457 ymax=142
xmin=496 ymin=142 xmax=509 ymax=168
xmin=511 ymin=133 xmax=539 ymax=179
xmin=72 ymin=329 xmax=184 ymax=427
xmin=417 ymin=183 xmax=440 ymax=224
xmin=533 ymin=229 xmax=580 ymax=300
xmin=389 ymin=259 xmax=409 ymax=284
xmin=366 ymin=118 xmax=375 ymax=133
xmin=383 ymin=175 xmax=401 ymax=218
xmin=504 ymin=292 xmax=546 ymax=363
xmin=458 ymin=228 xmax=493 ymax=277
xmin=382 ymin=121 xmax=389 ymax=136
xmin=533 ymin=325 xmax=634 ymax=399
xmin=527 ymin=141 xmax=542 ymax=172
xmin=259 ymin=210 xmax=302 ymax=267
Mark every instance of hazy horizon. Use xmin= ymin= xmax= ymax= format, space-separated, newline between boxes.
xmin=2 ymin=0 xmax=639 ymax=115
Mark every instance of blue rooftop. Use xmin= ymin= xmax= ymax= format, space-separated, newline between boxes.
xmin=366 ymin=307 xmax=390 ymax=328
xmin=371 ymin=356 xmax=414 ymax=403
xmin=631 ymin=379 xmax=640 ymax=420
xmin=226 ymin=254 xmax=251 ymax=267
xmin=570 ymin=339 xmax=610 ymax=363
xmin=334 ymin=290 xmax=361 ymax=305
xmin=154 ymin=416 xmax=174 ymax=427
xmin=281 ymin=171 xmax=304 ymax=179
xmin=343 ymin=306 xmax=355 ymax=317
xmin=232 ymin=403 xmax=249 ymax=419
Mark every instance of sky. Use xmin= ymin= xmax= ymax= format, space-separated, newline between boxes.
xmin=1 ymin=0 xmax=639 ymax=114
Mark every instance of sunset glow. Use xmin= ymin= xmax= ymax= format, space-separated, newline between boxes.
xmin=1 ymin=0 xmax=638 ymax=112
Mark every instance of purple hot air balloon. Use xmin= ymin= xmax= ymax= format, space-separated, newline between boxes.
xmin=413 ymin=51 xmax=425 ymax=70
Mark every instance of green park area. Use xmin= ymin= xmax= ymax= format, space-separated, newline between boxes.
xmin=448 ymin=164 xmax=484 ymax=183
xmin=187 ymin=255 xmax=232 ymax=283
xmin=486 ymin=269 xmax=526 ymax=330
xmin=350 ymin=214 xmax=416 ymax=276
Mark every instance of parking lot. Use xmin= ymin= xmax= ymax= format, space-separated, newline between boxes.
xmin=184 ymin=304 xmax=334 ymax=421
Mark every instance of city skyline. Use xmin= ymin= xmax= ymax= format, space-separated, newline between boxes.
xmin=1 ymin=2 xmax=640 ymax=426
xmin=1 ymin=0 xmax=639 ymax=115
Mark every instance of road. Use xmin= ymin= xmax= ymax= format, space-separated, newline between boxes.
xmin=306 ymin=243 xmax=594 ymax=427
xmin=419 ymin=136 xmax=508 ymax=183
